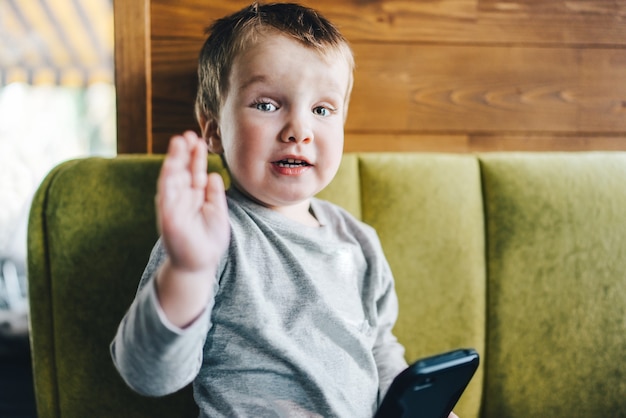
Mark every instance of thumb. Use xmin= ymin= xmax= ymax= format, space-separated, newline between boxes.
xmin=204 ymin=172 xmax=227 ymax=210
xmin=206 ymin=173 xmax=224 ymax=200
xmin=202 ymin=172 xmax=230 ymax=255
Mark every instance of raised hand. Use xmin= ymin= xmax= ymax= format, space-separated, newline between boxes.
xmin=154 ymin=131 xmax=230 ymax=327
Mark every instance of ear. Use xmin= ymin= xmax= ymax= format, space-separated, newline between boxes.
xmin=198 ymin=113 xmax=223 ymax=154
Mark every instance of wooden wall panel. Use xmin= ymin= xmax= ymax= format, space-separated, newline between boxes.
xmin=151 ymin=38 xmax=198 ymax=150
xmin=348 ymin=45 xmax=626 ymax=132
xmin=150 ymin=0 xmax=626 ymax=45
xmin=114 ymin=0 xmax=151 ymax=153
xmin=345 ymin=134 xmax=626 ymax=153
xmin=115 ymin=0 xmax=626 ymax=153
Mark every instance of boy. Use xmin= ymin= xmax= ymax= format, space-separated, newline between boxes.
xmin=112 ymin=3 xmax=458 ymax=417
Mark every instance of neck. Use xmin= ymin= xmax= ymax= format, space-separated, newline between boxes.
xmin=231 ymin=185 xmax=321 ymax=227
xmin=275 ymin=203 xmax=320 ymax=227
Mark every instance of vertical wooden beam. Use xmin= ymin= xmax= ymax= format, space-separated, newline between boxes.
xmin=114 ymin=0 xmax=152 ymax=154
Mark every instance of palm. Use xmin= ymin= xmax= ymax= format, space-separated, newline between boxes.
xmin=156 ymin=132 xmax=230 ymax=273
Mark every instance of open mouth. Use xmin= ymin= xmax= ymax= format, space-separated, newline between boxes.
xmin=274 ymin=158 xmax=312 ymax=168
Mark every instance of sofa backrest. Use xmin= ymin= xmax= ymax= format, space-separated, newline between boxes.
xmin=28 ymin=153 xmax=486 ymax=417
xmin=479 ymin=153 xmax=626 ymax=417
xmin=27 ymin=152 xmax=626 ymax=417
xmin=28 ymin=156 xmax=200 ymax=417
xmin=319 ymin=154 xmax=487 ymax=417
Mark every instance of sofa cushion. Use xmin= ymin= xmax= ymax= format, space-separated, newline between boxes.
xmin=480 ymin=153 xmax=626 ymax=417
xmin=28 ymin=156 xmax=206 ymax=417
xmin=357 ymin=153 xmax=486 ymax=418
xmin=29 ymin=153 xmax=487 ymax=418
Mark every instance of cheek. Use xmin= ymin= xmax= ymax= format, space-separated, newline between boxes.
xmin=222 ymin=119 xmax=262 ymax=160
xmin=235 ymin=117 xmax=274 ymax=146
xmin=319 ymin=129 xmax=344 ymax=176
xmin=320 ymin=124 xmax=344 ymax=155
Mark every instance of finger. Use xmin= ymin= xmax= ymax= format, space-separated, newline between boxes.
xmin=159 ymin=136 xmax=186 ymax=187
xmin=205 ymin=172 xmax=226 ymax=205
xmin=203 ymin=173 xmax=229 ymax=247
xmin=157 ymin=134 xmax=196 ymax=216
xmin=161 ymin=135 xmax=190 ymax=179
xmin=204 ymin=173 xmax=229 ymax=225
xmin=181 ymin=130 xmax=199 ymax=148
xmin=190 ymin=135 xmax=208 ymax=189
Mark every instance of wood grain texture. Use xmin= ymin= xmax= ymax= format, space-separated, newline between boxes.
xmin=115 ymin=0 xmax=626 ymax=154
xmin=347 ymin=44 xmax=626 ymax=133
xmin=114 ymin=0 xmax=152 ymax=153
xmin=150 ymin=0 xmax=626 ymax=45
xmin=345 ymin=134 xmax=626 ymax=153
xmin=151 ymin=38 xmax=200 ymax=152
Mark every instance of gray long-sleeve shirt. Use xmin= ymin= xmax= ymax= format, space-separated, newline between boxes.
xmin=111 ymin=188 xmax=407 ymax=417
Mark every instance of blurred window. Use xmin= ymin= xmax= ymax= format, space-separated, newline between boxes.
xmin=0 ymin=0 xmax=115 ymax=336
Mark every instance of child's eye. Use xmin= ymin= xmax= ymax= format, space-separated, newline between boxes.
xmin=313 ymin=106 xmax=333 ymax=117
xmin=254 ymin=101 xmax=277 ymax=112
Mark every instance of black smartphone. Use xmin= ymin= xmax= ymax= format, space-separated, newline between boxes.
xmin=375 ymin=348 xmax=479 ymax=418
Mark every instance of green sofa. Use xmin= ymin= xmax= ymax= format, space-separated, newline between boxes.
xmin=27 ymin=153 xmax=626 ymax=418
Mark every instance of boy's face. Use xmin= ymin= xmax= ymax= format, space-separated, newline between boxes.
xmin=206 ymin=33 xmax=351 ymax=214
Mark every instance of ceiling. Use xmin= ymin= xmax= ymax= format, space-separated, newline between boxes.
xmin=0 ymin=0 xmax=113 ymax=87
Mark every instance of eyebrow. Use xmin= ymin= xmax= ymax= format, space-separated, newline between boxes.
xmin=239 ymin=74 xmax=270 ymax=91
xmin=237 ymin=72 xmax=348 ymax=103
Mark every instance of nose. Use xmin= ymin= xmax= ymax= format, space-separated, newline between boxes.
xmin=280 ymin=110 xmax=313 ymax=144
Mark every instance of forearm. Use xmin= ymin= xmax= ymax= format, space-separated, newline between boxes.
xmin=110 ymin=278 xmax=211 ymax=396
xmin=155 ymin=258 xmax=218 ymax=328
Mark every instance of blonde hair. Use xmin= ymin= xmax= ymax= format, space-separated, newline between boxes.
xmin=194 ymin=2 xmax=354 ymax=124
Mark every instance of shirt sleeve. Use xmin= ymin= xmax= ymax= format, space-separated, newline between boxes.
xmin=110 ymin=239 xmax=213 ymax=396
xmin=372 ymin=251 xmax=409 ymax=400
